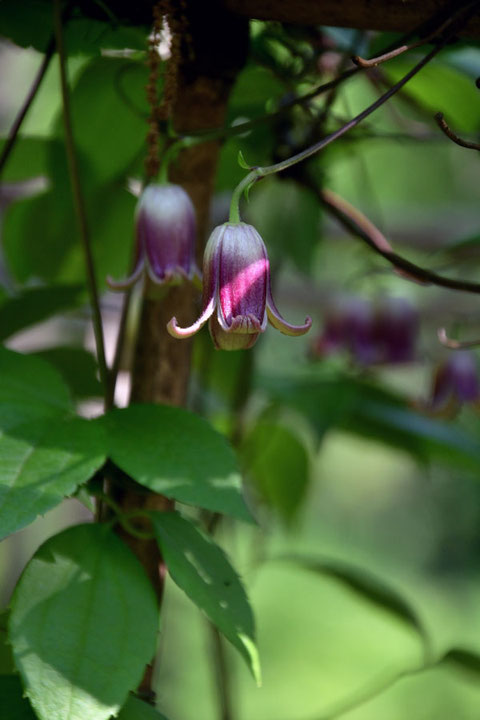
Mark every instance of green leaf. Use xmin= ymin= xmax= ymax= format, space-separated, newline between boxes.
xmin=64 ymin=56 xmax=148 ymax=185
xmin=237 ymin=150 xmax=251 ymax=169
xmin=0 ymin=347 xmax=73 ymax=427
xmin=0 ymin=285 xmax=84 ymax=342
xmin=441 ymin=648 xmax=480 ymax=677
xmin=281 ymin=554 xmax=430 ymax=658
xmin=0 ymin=611 xmax=14 ymax=674
xmin=9 ymin=523 xmax=159 ymax=720
xmin=3 ymin=182 xmax=136 ymax=289
xmin=0 ymin=416 xmax=106 ymax=540
xmin=0 ymin=137 xmax=60 ymax=182
xmin=0 ymin=0 xmax=147 ymax=55
xmin=263 ymin=374 xmax=480 ymax=472
xmin=241 ymin=420 xmax=310 ymax=525
xmin=34 ymin=347 xmax=102 ymax=399
xmin=247 ymin=179 xmax=321 ymax=274
xmin=103 ymin=405 xmax=252 ymax=522
xmin=153 ymin=511 xmax=260 ymax=684
xmin=0 ymin=675 xmax=37 ymax=720
xmin=118 ymin=695 xmax=170 ymax=720
xmin=385 ymin=59 xmax=480 ymax=133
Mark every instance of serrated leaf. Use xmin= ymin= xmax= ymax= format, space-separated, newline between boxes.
xmin=0 ymin=347 xmax=73 ymax=427
xmin=118 ymin=695 xmax=170 ymax=720
xmin=153 ymin=511 xmax=260 ymax=684
xmin=241 ymin=420 xmax=310 ymax=525
xmin=281 ymin=554 xmax=430 ymax=658
xmin=33 ymin=347 xmax=102 ymax=399
xmin=0 ymin=416 xmax=106 ymax=540
xmin=9 ymin=523 xmax=159 ymax=720
xmin=0 ymin=675 xmax=37 ymax=720
xmin=0 ymin=285 xmax=84 ymax=341
xmin=103 ymin=405 xmax=252 ymax=522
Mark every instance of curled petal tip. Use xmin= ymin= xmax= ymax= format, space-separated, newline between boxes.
xmin=267 ymin=306 xmax=312 ymax=336
xmin=167 ymin=316 xmax=194 ymax=339
xmin=106 ymin=264 xmax=144 ymax=291
xmin=166 ymin=297 xmax=216 ymax=339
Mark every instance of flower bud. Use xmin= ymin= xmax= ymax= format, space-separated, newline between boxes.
xmin=167 ymin=222 xmax=312 ymax=350
xmin=107 ymin=184 xmax=200 ymax=289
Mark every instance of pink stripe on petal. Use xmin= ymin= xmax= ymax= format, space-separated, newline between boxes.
xmin=218 ymin=224 xmax=268 ymax=326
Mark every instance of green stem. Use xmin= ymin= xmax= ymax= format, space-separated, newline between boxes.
xmin=53 ymin=0 xmax=109 ymax=403
xmin=229 ymin=39 xmax=449 ymax=222
xmin=98 ymin=492 xmax=156 ymax=540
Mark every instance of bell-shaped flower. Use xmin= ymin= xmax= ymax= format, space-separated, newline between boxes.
xmin=312 ymin=295 xmax=418 ymax=366
xmin=167 ymin=222 xmax=312 ymax=350
xmin=107 ymin=183 xmax=200 ymax=289
xmin=430 ymin=351 xmax=480 ymax=412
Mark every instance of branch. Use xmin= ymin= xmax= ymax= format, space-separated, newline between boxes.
xmin=53 ymin=0 xmax=109 ymax=400
xmin=434 ymin=112 xmax=480 ymax=150
xmin=320 ymin=188 xmax=480 ymax=296
xmin=231 ymin=35 xmax=456 ymax=221
xmin=0 ymin=37 xmax=55 ymax=178
xmin=438 ymin=327 xmax=480 ymax=349
xmin=353 ymin=0 xmax=480 ymax=67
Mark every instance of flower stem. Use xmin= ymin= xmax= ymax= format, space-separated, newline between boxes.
xmin=53 ymin=0 xmax=109 ymax=403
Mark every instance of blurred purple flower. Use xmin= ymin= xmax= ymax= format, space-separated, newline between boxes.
xmin=430 ymin=351 xmax=480 ymax=412
xmin=373 ymin=297 xmax=418 ymax=364
xmin=312 ymin=295 xmax=418 ymax=366
xmin=107 ymin=183 xmax=200 ymax=289
xmin=168 ymin=222 xmax=312 ymax=350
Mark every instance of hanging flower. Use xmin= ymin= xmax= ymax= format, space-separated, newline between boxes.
xmin=312 ymin=295 xmax=418 ymax=366
xmin=167 ymin=222 xmax=312 ymax=350
xmin=107 ymin=183 xmax=200 ymax=289
xmin=430 ymin=351 xmax=480 ymax=412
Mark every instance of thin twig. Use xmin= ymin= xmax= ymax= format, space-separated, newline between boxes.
xmin=105 ymin=286 xmax=133 ymax=409
xmin=352 ymin=0 xmax=477 ymax=68
xmin=434 ymin=112 xmax=480 ymax=150
xmin=210 ymin=623 xmax=235 ymax=720
xmin=319 ymin=188 xmax=480 ymax=296
xmin=53 ymin=0 xmax=109 ymax=400
xmin=230 ymin=35 xmax=458 ymax=221
xmin=0 ymin=37 xmax=55 ymax=178
xmin=438 ymin=327 xmax=480 ymax=349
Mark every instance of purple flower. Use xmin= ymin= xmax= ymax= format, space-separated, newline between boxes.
xmin=167 ymin=222 xmax=312 ymax=350
xmin=373 ymin=297 xmax=418 ymax=364
xmin=312 ymin=295 xmax=418 ymax=366
xmin=107 ymin=184 xmax=200 ymax=289
xmin=430 ymin=351 xmax=480 ymax=412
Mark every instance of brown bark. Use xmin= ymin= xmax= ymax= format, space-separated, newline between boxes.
xmin=113 ymin=0 xmax=249 ymax=701
xmin=223 ymin=0 xmax=480 ymax=36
